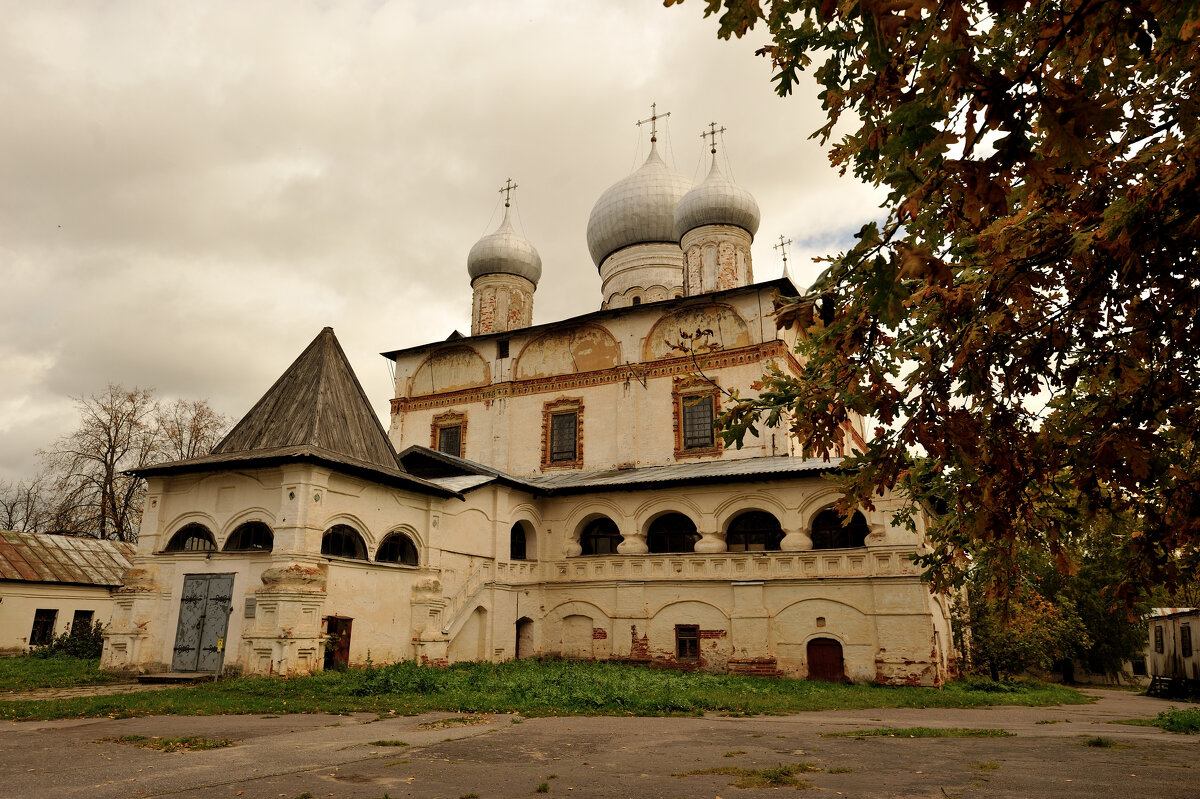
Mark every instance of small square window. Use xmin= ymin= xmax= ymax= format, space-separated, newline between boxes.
xmin=550 ymin=412 xmax=578 ymax=462
xmin=70 ymin=610 xmax=94 ymax=636
xmin=676 ymin=624 xmax=699 ymax=661
xmin=30 ymin=609 xmax=57 ymax=647
xmin=437 ymin=424 xmax=462 ymax=457
xmin=682 ymin=394 xmax=715 ymax=449
xmin=497 ymin=339 xmax=510 ymax=359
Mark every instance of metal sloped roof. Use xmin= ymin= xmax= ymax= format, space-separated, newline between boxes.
xmin=0 ymin=530 xmax=134 ymax=587
xmin=525 ymin=455 xmax=843 ymax=494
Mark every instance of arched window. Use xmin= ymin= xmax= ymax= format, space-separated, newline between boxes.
xmin=376 ymin=532 xmax=418 ymax=566
xmin=726 ymin=511 xmax=784 ymax=552
xmin=164 ymin=523 xmax=216 ymax=553
xmin=224 ymin=521 xmax=273 ymax=552
xmin=810 ymin=509 xmax=870 ymax=550
xmin=647 ymin=513 xmax=699 ymax=554
xmin=579 ymin=517 xmax=622 ymax=556
xmin=321 ymin=524 xmax=367 ymax=560
xmin=510 ymin=522 xmax=532 ymax=560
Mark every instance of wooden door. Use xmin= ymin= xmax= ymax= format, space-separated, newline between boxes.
xmin=171 ymin=574 xmax=234 ymax=673
xmin=806 ymin=637 xmax=846 ymax=683
xmin=323 ymin=617 xmax=353 ymax=670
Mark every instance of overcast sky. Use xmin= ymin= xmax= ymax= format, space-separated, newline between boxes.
xmin=0 ymin=0 xmax=885 ymax=484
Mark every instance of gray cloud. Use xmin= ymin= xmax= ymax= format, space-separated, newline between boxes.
xmin=0 ymin=0 xmax=885 ymax=483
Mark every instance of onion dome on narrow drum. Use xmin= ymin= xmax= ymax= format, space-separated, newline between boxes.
xmin=586 ymin=142 xmax=693 ymax=268
xmin=467 ymin=207 xmax=542 ymax=286
xmin=673 ymin=157 xmax=761 ymax=241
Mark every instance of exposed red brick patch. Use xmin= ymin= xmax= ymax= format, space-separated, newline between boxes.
xmin=592 ymin=627 xmax=608 ymax=640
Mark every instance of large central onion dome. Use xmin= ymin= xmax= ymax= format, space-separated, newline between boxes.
xmin=586 ymin=143 xmax=693 ymax=268
xmin=467 ymin=207 xmax=542 ymax=285
xmin=673 ymin=157 xmax=761 ymax=240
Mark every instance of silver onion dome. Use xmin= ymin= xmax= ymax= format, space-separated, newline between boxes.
xmin=586 ymin=143 xmax=693 ymax=267
xmin=673 ymin=157 xmax=761 ymax=241
xmin=467 ymin=207 xmax=542 ymax=285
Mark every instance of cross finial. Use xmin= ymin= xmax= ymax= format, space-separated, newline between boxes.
xmin=499 ymin=178 xmax=518 ymax=208
xmin=636 ymin=102 xmax=671 ymax=143
xmin=701 ymin=122 xmax=726 ymax=155
xmin=774 ymin=235 xmax=793 ymax=269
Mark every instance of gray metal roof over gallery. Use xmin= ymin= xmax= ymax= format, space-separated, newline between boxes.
xmin=0 ymin=529 xmax=134 ymax=587
xmin=398 ymin=445 xmax=842 ymax=496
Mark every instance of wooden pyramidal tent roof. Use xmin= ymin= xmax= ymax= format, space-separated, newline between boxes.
xmin=212 ymin=326 xmax=400 ymax=471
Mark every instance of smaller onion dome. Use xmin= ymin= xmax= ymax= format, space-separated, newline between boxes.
xmin=586 ymin=143 xmax=694 ymax=267
xmin=467 ymin=207 xmax=542 ymax=285
xmin=673 ymin=158 xmax=761 ymax=241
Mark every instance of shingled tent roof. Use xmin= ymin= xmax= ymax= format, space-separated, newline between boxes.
xmin=135 ymin=329 xmax=458 ymax=497
xmin=212 ymin=327 xmax=397 ymax=468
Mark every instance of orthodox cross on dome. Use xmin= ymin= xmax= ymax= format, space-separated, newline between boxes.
xmin=701 ymin=122 xmax=727 ymax=155
xmin=636 ymin=102 xmax=671 ymax=143
xmin=774 ymin=235 xmax=792 ymax=269
xmin=498 ymin=178 xmax=518 ymax=208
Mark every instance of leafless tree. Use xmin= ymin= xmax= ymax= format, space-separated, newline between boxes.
xmin=38 ymin=386 xmax=229 ymax=542
xmin=155 ymin=398 xmax=230 ymax=461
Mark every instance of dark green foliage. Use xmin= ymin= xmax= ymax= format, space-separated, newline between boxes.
xmin=31 ymin=620 xmax=106 ymax=659
xmin=1118 ymin=707 xmax=1200 ymax=734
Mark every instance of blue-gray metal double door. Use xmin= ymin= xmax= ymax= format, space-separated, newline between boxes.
xmin=171 ymin=574 xmax=234 ymax=673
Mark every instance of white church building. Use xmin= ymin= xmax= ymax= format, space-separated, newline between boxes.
xmin=102 ymin=124 xmax=956 ymax=685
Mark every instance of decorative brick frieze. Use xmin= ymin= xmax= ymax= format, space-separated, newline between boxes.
xmin=391 ymin=340 xmax=798 ymax=413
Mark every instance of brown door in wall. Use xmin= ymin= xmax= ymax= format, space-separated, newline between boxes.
xmin=806 ymin=637 xmax=846 ymax=682
xmin=323 ymin=617 xmax=352 ymax=670
xmin=516 ymin=618 xmax=534 ymax=659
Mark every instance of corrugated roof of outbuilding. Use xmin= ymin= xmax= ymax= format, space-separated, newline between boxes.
xmin=0 ymin=530 xmax=134 ymax=587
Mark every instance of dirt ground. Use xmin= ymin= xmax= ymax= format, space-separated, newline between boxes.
xmin=1 ymin=688 xmax=1196 ymax=798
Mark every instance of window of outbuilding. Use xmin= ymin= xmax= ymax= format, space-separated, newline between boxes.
xmin=726 ymin=511 xmax=784 ymax=552
xmin=322 ymin=524 xmax=368 ymax=560
xmin=164 ymin=523 xmax=216 ymax=553
xmin=579 ymin=517 xmax=622 ymax=556
xmin=376 ymin=533 xmax=418 ymax=566
xmin=30 ymin=609 xmax=57 ymax=646
xmin=1154 ymin=625 xmax=1164 ymax=653
xmin=1183 ymin=624 xmax=1193 ymax=658
xmin=810 ymin=509 xmax=870 ymax=550
xmin=71 ymin=610 xmax=94 ymax=635
xmin=676 ymin=624 xmax=699 ymax=661
xmin=647 ymin=513 xmax=700 ymax=554
xmin=224 ymin=521 xmax=273 ymax=551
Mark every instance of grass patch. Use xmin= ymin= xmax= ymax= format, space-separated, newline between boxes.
xmin=369 ymin=740 xmax=408 ymax=747
xmin=678 ymin=762 xmax=819 ymax=789
xmin=1114 ymin=707 xmax=1200 ymax=734
xmin=1084 ymin=736 xmax=1117 ymax=747
xmin=826 ymin=766 xmax=853 ymax=773
xmin=102 ymin=734 xmax=235 ymax=752
xmin=1035 ymin=718 xmax=1070 ymax=724
xmin=824 ymin=727 xmax=1014 ymax=738
xmin=724 ymin=750 xmax=747 ymax=757
xmin=0 ymin=659 xmax=1089 ymax=722
xmin=534 ymin=782 xmax=549 ymax=793
xmin=0 ymin=656 xmax=122 ymax=692
xmin=972 ymin=762 xmax=1000 ymax=770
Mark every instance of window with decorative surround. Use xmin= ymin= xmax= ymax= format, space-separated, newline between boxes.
xmin=542 ymin=397 xmax=583 ymax=469
xmin=430 ymin=410 xmax=467 ymax=458
xmin=673 ymin=376 xmax=722 ymax=459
